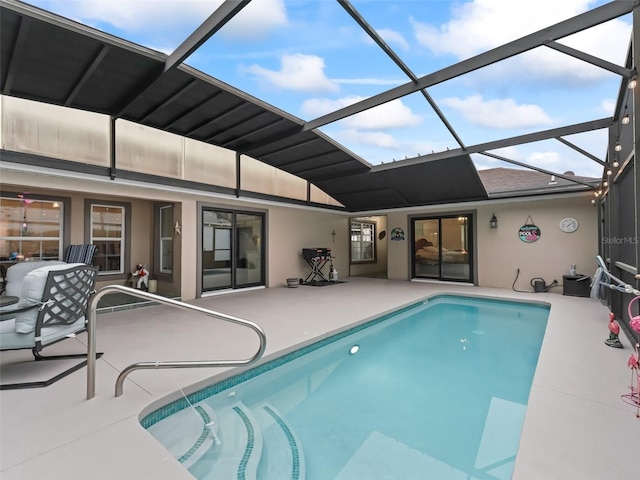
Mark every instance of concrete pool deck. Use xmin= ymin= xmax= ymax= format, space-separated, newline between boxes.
xmin=0 ymin=277 xmax=637 ymax=479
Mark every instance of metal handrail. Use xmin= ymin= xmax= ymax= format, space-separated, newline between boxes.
xmin=85 ymin=285 xmax=267 ymax=399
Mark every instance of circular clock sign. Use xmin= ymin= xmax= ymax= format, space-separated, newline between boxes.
xmin=519 ymin=224 xmax=541 ymax=243
xmin=559 ymin=217 xmax=579 ymax=233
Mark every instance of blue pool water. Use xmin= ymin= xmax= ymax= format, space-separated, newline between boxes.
xmin=143 ymin=295 xmax=549 ymax=480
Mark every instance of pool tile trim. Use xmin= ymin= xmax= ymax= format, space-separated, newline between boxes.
xmin=263 ymin=405 xmax=301 ymax=480
xmin=233 ymin=406 xmax=254 ymax=480
xmin=176 ymin=405 xmax=211 ymax=465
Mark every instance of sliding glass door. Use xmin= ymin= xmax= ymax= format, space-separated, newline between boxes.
xmin=235 ymin=213 xmax=264 ymax=288
xmin=412 ymin=215 xmax=473 ymax=282
xmin=202 ymin=209 xmax=264 ymax=292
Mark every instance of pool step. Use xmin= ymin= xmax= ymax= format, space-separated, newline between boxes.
xmin=146 ymin=402 xmax=218 ymax=470
xmin=189 ymin=401 xmax=263 ymax=480
xmin=167 ymin=400 xmax=305 ymax=480
xmin=253 ymin=404 xmax=305 ymax=480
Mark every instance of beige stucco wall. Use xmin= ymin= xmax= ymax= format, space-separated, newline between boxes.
xmin=267 ymin=206 xmax=348 ymax=286
xmin=385 ymin=193 xmax=598 ymax=291
xmin=180 ymin=200 xmax=197 ymax=300
xmin=386 ymin=210 xmax=411 ymax=280
xmin=476 ymin=195 xmax=598 ymax=290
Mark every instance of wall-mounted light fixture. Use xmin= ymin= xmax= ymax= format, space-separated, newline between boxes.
xmin=489 ymin=214 xmax=498 ymax=229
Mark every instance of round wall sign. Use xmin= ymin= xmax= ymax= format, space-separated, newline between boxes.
xmin=390 ymin=227 xmax=405 ymax=241
xmin=559 ymin=217 xmax=579 ymax=233
xmin=519 ymin=224 xmax=541 ymax=243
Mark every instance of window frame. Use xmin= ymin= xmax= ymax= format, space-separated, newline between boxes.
xmin=0 ymin=192 xmax=68 ymax=263
xmin=159 ymin=205 xmax=173 ymax=274
xmin=350 ymin=218 xmax=377 ymax=264
xmin=85 ymin=199 xmax=131 ymax=279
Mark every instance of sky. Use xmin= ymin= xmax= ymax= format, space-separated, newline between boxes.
xmin=24 ymin=0 xmax=633 ymax=179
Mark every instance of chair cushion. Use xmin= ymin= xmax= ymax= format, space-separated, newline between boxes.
xmin=0 ymin=321 xmax=35 ymax=349
xmin=5 ymin=261 xmax=66 ymax=297
xmin=15 ymin=263 xmax=86 ymax=334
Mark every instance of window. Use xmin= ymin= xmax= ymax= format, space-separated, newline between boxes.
xmin=159 ymin=205 xmax=173 ymax=273
xmin=0 ymin=196 xmax=64 ymax=262
xmin=91 ymin=204 xmax=124 ymax=274
xmin=350 ymin=219 xmax=376 ymax=263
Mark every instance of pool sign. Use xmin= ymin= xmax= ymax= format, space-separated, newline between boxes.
xmin=519 ymin=216 xmax=540 ymax=243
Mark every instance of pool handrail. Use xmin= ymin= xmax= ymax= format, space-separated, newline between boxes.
xmin=85 ymin=285 xmax=267 ymax=399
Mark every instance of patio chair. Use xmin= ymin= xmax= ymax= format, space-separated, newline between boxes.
xmin=64 ymin=244 xmax=98 ymax=265
xmin=0 ymin=262 xmax=99 ymax=389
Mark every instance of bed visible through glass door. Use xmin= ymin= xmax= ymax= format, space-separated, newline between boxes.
xmin=412 ymin=215 xmax=473 ymax=282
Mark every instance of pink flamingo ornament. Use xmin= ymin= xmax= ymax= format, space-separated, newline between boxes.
xmin=621 ymin=343 xmax=640 ymax=417
xmin=17 ymin=193 xmax=33 ymax=229
xmin=628 ymin=296 xmax=640 ymax=335
xmin=628 ymin=345 xmax=639 ymax=370
xmin=622 ymin=297 xmax=640 ymax=416
xmin=605 ymin=312 xmax=623 ymax=348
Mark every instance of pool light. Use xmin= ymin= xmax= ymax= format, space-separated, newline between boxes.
xmin=349 ymin=345 xmax=360 ymax=355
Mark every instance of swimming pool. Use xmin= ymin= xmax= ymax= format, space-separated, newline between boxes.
xmin=143 ymin=294 xmax=549 ymax=480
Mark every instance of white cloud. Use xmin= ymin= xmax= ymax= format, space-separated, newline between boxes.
xmin=600 ymin=99 xmax=616 ymax=115
xmin=348 ymin=101 xmax=422 ymax=130
xmin=301 ymin=96 xmax=358 ymax=116
xmin=526 ymin=151 xmax=563 ymax=169
xmin=411 ymin=0 xmax=630 ymax=80
xmin=245 ymin=54 xmax=339 ymax=93
xmin=337 ymin=129 xmax=399 ymax=149
xmin=412 ymin=0 xmax=591 ymax=58
xmin=377 ymin=28 xmax=410 ymax=52
xmin=333 ymin=78 xmax=405 ymax=86
xmin=35 ymin=0 xmax=287 ymax=41
xmin=440 ymin=95 xmax=553 ymax=129
xmin=302 ymin=96 xmax=421 ymax=129
xmin=522 ymin=150 xmax=602 ymax=177
xmin=39 ymin=0 xmax=220 ymax=31
xmin=474 ymin=144 xmax=603 ymax=178
xmin=216 ymin=0 xmax=288 ymax=41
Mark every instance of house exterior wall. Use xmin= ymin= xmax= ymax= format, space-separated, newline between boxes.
xmin=2 ymin=168 xmax=597 ymax=299
xmin=385 ymin=194 xmax=598 ymax=291
xmin=266 ymin=206 xmax=348 ymax=286
xmin=476 ymin=195 xmax=598 ymax=290
xmin=0 ymin=169 xmax=349 ymax=299
xmin=387 ymin=210 xmax=412 ymax=281
xmin=180 ymin=200 xmax=197 ymax=300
